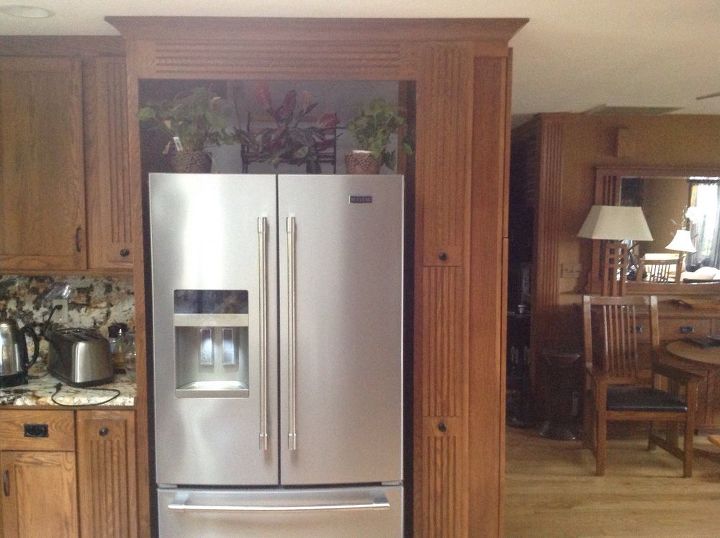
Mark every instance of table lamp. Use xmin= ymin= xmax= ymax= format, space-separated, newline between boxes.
xmin=578 ymin=205 xmax=653 ymax=295
xmin=666 ymin=229 xmax=696 ymax=281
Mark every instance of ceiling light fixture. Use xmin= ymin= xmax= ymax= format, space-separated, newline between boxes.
xmin=0 ymin=5 xmax=54 ymax=18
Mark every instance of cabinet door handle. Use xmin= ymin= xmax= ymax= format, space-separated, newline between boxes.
xmin=119 ymin=248 xmax=130 ymax=258
xmin=3 ymin=470 xmax=9 ymax=497
xmin=75 ymin=226 xmax=82 ymax=253
xmin=99 ymin=427 xmax=109 ymax=437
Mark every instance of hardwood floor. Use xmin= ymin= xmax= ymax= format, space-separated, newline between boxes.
xmin=505 ymin=425 xmax=720 ymax=537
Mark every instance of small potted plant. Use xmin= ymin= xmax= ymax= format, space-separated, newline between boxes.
xmin=345 ymin=98 xmax=412 ymax=174
xmin=138 ymin=86 xmax=238 ymax=173
xmin=246 ymin=83 xmax=339 ymax=173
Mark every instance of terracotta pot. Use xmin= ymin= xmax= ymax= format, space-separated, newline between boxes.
xmin=170 ymin=150 xmax=212 ymax=173
xmin=345 ymin=150 xmax=381 ymax=175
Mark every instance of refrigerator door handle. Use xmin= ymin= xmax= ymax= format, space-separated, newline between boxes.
xmin=167 ymin=493 xmax=391 ymax=513
xmin=287 ymin=215 xmax=297 ymax=451
xmin=258 ymin=216 xmax=269 ymax=452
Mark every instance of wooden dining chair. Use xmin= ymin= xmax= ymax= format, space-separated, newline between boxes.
xmin=638 ymin=256 xmax=679 ymax=282
xmin=582 ymin=295 xmax=702 ymax=477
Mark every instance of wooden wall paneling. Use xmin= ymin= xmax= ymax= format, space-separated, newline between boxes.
xmin=468 ymin=55 xmax=510 ymax=538
xmin=416 ymin=42 xmax=474 ymax=267
xmin=85 ymin=57 xmax=134 ymax=270
xmin=529 ymin=117 xmax=564 ymax=403
xmin=76 ymin=410 xmax=137 ymax=538
xmin=0 ymin=57 xmax=87 ymax=271
xmin=415 ymin=267 xmax=467 ymax=536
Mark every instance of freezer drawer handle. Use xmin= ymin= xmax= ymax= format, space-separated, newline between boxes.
xmin=287 ymin=215 xmax=298 ymax=451
xmin=167 ymin=495 xmax=390 ymax=513
xmin=258 ymin=216 xmax=269 ymax=451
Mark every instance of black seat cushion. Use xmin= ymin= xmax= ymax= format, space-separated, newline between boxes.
xmin=607 ymin=386 xmax=687 ymax=412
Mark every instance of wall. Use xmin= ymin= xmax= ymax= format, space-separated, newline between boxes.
xmin=523 ymin=113 xmax=720 ymax=352
xmin=0 ymin=274 xmax=134 ymax=357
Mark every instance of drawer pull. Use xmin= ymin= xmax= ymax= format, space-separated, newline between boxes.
xmin=99 ymin=427 xmax=109 ymax=437
xmin=3 ymin=470 xmax=9 ymax=497
xmin=24 ymin=424 xmax=48 ymax=438
xmin=437 ymin=421 xmax=447 ymax=433
xmin=120 ymin=248 xmax=130 ymax=258
xmin=679 ymin=325 xmax=695 ymax=334
xmin=635 ymin=325 xmax=644 ymax=334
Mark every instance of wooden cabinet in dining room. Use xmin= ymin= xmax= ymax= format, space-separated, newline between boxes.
xmin=0 ymin=57 xmax=87 ymax=271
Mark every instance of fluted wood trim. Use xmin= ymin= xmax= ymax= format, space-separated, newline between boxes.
xmin=531 ymin=118 xmax=564 ymax=353
xmin=417 ymin=417 xmax=464 ymax=538
xmin=420 ymin=267 xmax=465 ymax=417
xmin=146 ymin=40 xmax=407 ymax=79
xmin=77 ymin=411 xmax=137 ymax=538
xmin=417 ymin=43 xmax=474 ymax=266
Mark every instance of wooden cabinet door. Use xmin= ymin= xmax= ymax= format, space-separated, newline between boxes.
xmin=0 ymin=451 xmax=78 ymax=538
xmin=84 ymin=57 xmax=133 ymax=270
xmin=76 ymin=410 xmax=137 ymax=538
xmin=0 ymin=57 xmax=86 ymax=271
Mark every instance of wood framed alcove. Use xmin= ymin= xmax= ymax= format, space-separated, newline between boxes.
xmin=108 ymin=17 xmax=527 ymax=537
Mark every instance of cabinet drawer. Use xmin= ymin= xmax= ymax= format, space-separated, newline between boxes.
xmin=0 ymin=410 xmax=75 ymax=451
xmin=659 ymin=319 xmax=712 ymax=341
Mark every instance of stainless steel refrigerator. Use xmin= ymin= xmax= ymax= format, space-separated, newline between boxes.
xmin=149 ymin=173 xmax=404 ymax=537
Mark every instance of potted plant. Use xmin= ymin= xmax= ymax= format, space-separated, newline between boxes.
xmin=345 ymin=98 xmax=412 ymax=174
xmin=138 ymin=86 xmax=238 ymax=173
xmin=246 ymin=83 xmax=339 ymax=173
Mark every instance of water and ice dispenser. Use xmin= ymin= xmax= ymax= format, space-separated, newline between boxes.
xmin=173 ymin=290 xmax=249 ymax=397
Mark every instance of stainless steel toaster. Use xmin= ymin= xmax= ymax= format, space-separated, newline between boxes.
xmin=47 ymin=328 xmax=114 ymax=387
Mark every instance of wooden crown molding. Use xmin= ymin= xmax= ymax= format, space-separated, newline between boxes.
xmin=106 ymin=16 xmax=527 ymax=44
xmin=0 ymin=36 xmax=125 ymax=57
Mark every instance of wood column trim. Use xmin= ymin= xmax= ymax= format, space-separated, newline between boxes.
xmin=530 ymin=117 xmax=564 ymax=363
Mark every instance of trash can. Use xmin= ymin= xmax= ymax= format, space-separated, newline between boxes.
xmin=538 ymin=350 xmax=582 ymax=440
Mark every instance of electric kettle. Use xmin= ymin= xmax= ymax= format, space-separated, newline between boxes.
xmin=0 ymin=317 xmax=40 ymax=388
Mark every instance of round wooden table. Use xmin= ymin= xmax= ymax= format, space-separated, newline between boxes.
xmin=665 ymin=340 xmax=720 ymax=367
xmin=664 ymin=340 xmax=720 ymax=431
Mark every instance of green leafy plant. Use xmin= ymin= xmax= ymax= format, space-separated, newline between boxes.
xmin=138 ymin=87 xmax=239 ymax=153
xmin=346 ymin=98 xmax=412 ymax=170
xmin=249 ymin=83 xmax=339 ymax=170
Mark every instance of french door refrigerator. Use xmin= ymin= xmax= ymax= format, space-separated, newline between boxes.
xmin=149 ymin=173 xmax=404 ymax=537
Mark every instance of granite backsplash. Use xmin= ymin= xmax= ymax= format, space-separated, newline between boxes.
xmin=0 ymin=275 xmax=134 ymax=355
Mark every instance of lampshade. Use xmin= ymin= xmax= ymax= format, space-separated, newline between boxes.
xmin=577 ymin=205 xmax=653 ymax=241
xmin=665 ymin=229 xmax=696 ymax=253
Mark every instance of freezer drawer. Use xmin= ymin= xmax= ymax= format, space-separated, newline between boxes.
xmin=158 ymin=486 xmax=403 ymax=537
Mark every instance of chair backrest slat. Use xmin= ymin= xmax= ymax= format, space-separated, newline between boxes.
xmin=583 ymin=295 xmax=659 ymax=383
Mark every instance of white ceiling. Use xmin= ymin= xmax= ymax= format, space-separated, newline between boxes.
xmin=1 ymin=0 xmax=719 ymax=122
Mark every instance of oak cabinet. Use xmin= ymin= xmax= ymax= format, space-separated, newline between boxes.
xmin=1 ymin=451 xmax=79 ymax=538
xmin=0 ymin=409 xmax=136 ymax=538
xmin=0 ymin=53 xmax=133 ymax=273
xmin=84 ymin=57 xmax=134 ymax=270
xmin=76 ymin=410 xmax=137 ymax=538
xmin=0 ymin=57 xmax=87 ymax=271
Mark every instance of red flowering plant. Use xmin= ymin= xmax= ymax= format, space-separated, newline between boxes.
xmin=249 ymin=83 xmax=339 ymax=171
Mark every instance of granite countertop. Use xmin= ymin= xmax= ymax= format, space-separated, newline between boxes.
xmin=0 ymin=361 xmax=135 ymax=407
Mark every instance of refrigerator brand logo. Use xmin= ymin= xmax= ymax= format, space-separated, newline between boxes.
xmin=349 ymin=195 xmax=373 ymax=204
